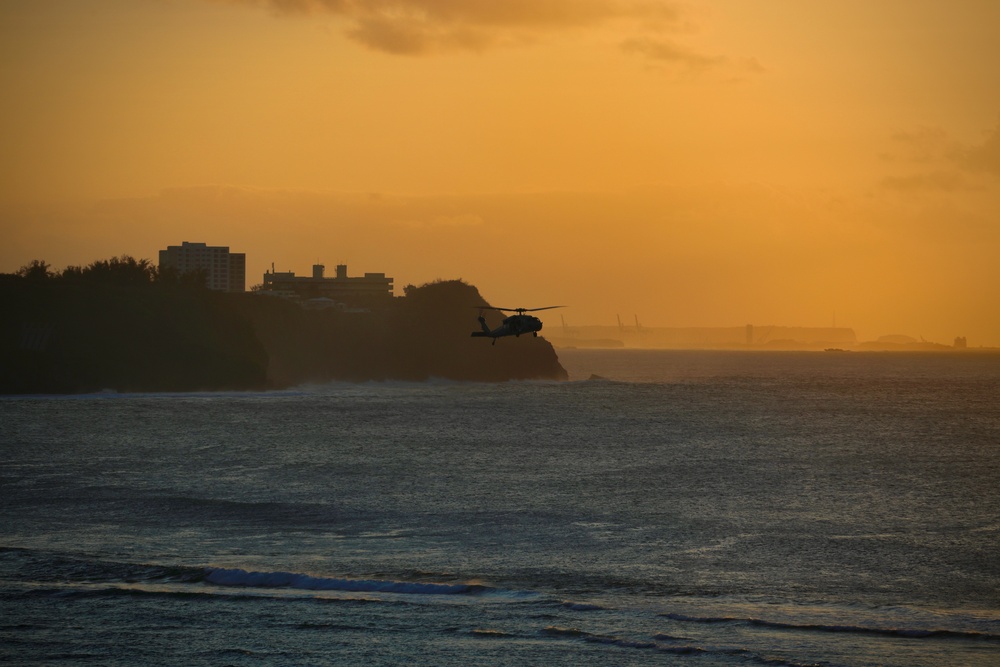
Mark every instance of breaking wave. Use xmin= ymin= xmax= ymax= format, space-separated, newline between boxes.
xmin=1 ymin=550 xmax=495 ymax=599
xmin=204 ymin=567 xmax=492 ymax=596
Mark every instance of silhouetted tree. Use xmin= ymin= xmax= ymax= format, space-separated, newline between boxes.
xmin=1 ymin=254 xmax=268 ymax=393
xmin=178 ymin=267 xmax=209 ymax=289
xmin=153 ymin=264 xmax=180 ymax=285
xmin=78 ymin=255 xmax=156 ymax=285
xmin=59 ymin=265 xmax=85 ymax=281
xmin=15 ymin=260 xmax=53 ymax=281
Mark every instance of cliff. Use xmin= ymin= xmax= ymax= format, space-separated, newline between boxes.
xmin=234 ymin=280 xmax=566 ymax=385
xmin=0 ymin=273 xmax=566 ymax=393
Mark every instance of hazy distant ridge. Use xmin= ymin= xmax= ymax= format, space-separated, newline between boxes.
xmin=550 ymin=325 xmax=858 ymax=350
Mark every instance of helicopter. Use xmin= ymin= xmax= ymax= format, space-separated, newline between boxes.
xmin=471 ymin=306 xmax=564 ymax=344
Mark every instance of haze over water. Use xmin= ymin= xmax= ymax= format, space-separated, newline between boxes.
xmin=2 ymin=350 xmax=998 ymax=666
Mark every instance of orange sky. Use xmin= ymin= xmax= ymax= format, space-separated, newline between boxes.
xmin=3 ymin=0 xmax=999 ymax=344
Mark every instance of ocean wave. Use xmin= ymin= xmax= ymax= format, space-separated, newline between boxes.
xmin=291 ymin=377 xmax=564 ymax=392
xmin=584 ymin=635 xmax=658 ymax=649
xmin=2 ymin=550 xmax=494 ymax=600
xmin=3 ymin=549 xmax=502 ymax=600
xmin=540 ymin=625 xmax=589 ymax=637
xmin=12 ymin=584 xmax=440 ymax=610
xmin=541 ymin=615 xmax=994 ymax=667
xmin=468 ymin=628 xmax=516 ymax=638
xmin=545 ymin=626 xmax=832 ymax=667
xmin=560 ymin=601 xmax=606 ymax=612
xmin=19 ymin=587 xmax=236 ymax=601
xmin=204 ymin=567 xmax=492 ymax=596
xmin=0 ymin=547 xmax=207 ymax=585
xmin=661 ymin=612 xmax=1000 ymax=642
xmin=1 ymin=388 xmax=312 ymax=400
xmin=542 ymin=627 xmax=703 ymax=654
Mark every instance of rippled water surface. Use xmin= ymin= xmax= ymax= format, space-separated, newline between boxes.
xmin=2 ymin=350 xmax=999 ymax=665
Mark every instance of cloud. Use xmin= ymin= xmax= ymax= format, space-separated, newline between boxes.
xmin=879 ymin=115 xmax=1000 ymax=192
xmin=959 ymin=115 xmax=1000 ymax=176
xmin=883 ymin=126 xmax=962 ymax=165
xmin=880 ymin=171 xmax=969 ymax=193
xmin=619 ymin=38 xmax=762 ymax=76
xmin=224 ymin=0 xmax=652 ymax=26
xmin=620 ymin=37 xmax=722 ymax=69
xmin=344 ymin=14 xmax=491 ymax=55
xmin=212 ymin=0 xmax=723 ymax=61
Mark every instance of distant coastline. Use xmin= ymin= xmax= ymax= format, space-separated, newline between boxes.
xmin=546 ymin=325 xmax=990 ymax=352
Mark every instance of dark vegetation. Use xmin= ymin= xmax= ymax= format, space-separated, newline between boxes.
xmin=0 ymin=258 xmax=566 ymax=394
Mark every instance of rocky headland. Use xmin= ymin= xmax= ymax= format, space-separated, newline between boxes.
xmin=0 ymin=259 xmax=566 ymax=393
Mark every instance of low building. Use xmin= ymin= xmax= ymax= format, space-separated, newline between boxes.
xmin=262 ymin=263 xmax=393 ymax=304
xmin=159 ymin=242 xmax=245 ymax=292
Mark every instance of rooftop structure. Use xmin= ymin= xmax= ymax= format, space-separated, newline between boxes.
xmin=158 ymin=242 xmax=245 ymax=292
xmin=262 ymin=263 xmax=393 ymax=304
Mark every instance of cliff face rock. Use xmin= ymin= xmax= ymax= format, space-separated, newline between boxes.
xmin=238 ymin=280 xmax=567 ymax=385
xmin=387 ymin=280 xmax=567 ymax=382
xmin=0 ymin=277 xmax=566 ymax=393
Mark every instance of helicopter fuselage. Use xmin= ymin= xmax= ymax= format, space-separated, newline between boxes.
xmin=471 ymin=314 xmax=543 ymax=343
xmin=471 ymin=305 xmax=562 ymax=344
xmin=501 ymin=314 xmax=543 ymax=336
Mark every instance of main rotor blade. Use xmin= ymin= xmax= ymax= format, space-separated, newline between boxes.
xmin=475 ymin=305 xmax=565 ymax=312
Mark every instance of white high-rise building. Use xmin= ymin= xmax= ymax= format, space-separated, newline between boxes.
xmin=158 ymin=242 xmax=246 ymax=292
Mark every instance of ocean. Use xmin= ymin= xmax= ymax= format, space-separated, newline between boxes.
xmin=2 ymin=349 xmax=998 ymax=666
